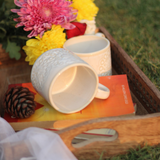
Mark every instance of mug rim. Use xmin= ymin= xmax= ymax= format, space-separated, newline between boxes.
xmin=48 ymin=62 xmax=99 ymax=114
xmin=63 ymin=35 xmax=110 ymax=57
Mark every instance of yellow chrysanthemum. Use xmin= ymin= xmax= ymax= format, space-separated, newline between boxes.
xmin=23 ymin=25 xmax=66 ymax=65
xmin=71 ymin=0 xmax=99 ymax=22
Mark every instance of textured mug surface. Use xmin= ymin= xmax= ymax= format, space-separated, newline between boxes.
xmin=63 ymin=35 xmax=112 ymax=76
xmin=31 ymin=48 xmax=110 ymax=114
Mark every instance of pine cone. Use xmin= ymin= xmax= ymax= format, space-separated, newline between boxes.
xmin=3 ymin=86 xmax=36 ymax=119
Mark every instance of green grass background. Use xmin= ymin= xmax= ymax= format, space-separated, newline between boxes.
xmin=95 ymin=0 xmax=160 ymax=90
xmin=89 ymin=0 xmax=160 ymax=159
xmin=96 ymin=145 xmax=160 ymax=160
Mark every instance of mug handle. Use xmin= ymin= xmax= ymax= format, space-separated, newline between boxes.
xmin=95 ymin=83 xmax=110 ymax=99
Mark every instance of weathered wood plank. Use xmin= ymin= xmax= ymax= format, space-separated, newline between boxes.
xmin=58 ymin=113 xmax=160 ymax=159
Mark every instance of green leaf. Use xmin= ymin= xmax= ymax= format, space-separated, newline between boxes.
xmin=1 ymin=40 xmax=7 ymax=49
xmin=6 ymin=39 xmax=21 ymax=60
xmin=0 ymin=0 xmax=5 ymax=10
xmin=0 ymin=0 xmax=5 ymax=18
xmin=0 ymin=26 xmax=6 ymax=39
xmin=5 ymin=0 xmax=16 ymax=10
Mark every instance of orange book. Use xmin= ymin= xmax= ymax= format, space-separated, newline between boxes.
xmin=3 ymin=74 xmax=135 ymax=131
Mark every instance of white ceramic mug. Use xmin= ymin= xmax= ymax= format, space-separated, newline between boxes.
xmin=63 ymin=35 xmax=112 ymax=76
xmin=31 ymin=48 xmax=110 ymax=114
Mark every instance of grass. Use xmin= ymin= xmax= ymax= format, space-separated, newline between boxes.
xmin=79 ymin=144 xmax=160 ymax=160
xmin=95 ymin=0 xmax=160 ymax=90
xmin=105 ymin=145 xmax=160 ymax=160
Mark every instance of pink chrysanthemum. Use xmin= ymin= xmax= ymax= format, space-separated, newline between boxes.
xmin=11 ymin=0 xmax=77 ymax=38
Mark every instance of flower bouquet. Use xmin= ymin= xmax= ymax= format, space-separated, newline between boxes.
xmin=4 ymin=0 xmax=99 ymax=64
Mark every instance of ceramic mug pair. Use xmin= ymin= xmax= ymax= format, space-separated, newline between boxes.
xmin=31 ymin=35 xmax=112 ymax=114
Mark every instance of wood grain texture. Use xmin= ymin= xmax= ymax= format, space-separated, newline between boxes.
xmin=58 ymin=113 xmax=160 ymax=159
xmin=53 ymin=113 xmax=135 ymax=129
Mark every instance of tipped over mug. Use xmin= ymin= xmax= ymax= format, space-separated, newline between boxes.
xmin=63 ymin=35 xmax=112 ymax=76
xmin=31 ymin=48 xmax=110 ymax=114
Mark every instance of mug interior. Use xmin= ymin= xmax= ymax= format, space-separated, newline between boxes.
xmin=63 ymin=35 xmax=109 ymax=54
xmin=51 ymin=66 xmax=77 ymax=94
xmin=49 ymin=64 xmax=97 ymax=113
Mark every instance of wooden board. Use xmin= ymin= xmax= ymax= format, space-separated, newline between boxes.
xmin=58 ymin=112 xmax=160 ymax=159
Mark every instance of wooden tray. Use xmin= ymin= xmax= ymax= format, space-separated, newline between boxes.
xmin=1 ymin=27 xmax=160 ymax=159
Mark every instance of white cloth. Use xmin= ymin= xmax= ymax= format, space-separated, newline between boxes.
xmin=0 ymin=117 xmax=77 ymax=160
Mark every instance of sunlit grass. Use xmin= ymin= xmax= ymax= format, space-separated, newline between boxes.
xmin=79 ymin=144 xmax=160 ymax=160
xmin=106 ymin=144 xmax=160 ymax=160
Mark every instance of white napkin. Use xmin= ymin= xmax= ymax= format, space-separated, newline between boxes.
xmin=0 ymin=117 xmax=77 ymax=160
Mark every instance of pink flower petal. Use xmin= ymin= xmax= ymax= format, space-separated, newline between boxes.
xmin=24 ymin=26 xmax=33 ymax=31
xmin=11 ymin=9 xmax=20 ymax=13
xmin=11 ymin=0 xmax=78 ymax=37
xmin=39 ymin=30 xmax=45 ymax=38
xmin=27 ymin=0 xmax=34 ymax=6
xmin=61 ymin=23 xmax=76 ymax=30
xmin=14 ymin=0 xmax=23 ymax=7
xmin=43 ymin=23 xmax=52 ymax=29
xmin=28 ymin=30 xmax=37 ymax=38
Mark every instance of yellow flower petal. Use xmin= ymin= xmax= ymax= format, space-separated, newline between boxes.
xmin=23 ymin=25 xmax=66 ymax=65
xmin=26 ymin=39 xmax=39 ymax=47
xmin=71 ymin=0 xmax=99 ymax=21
